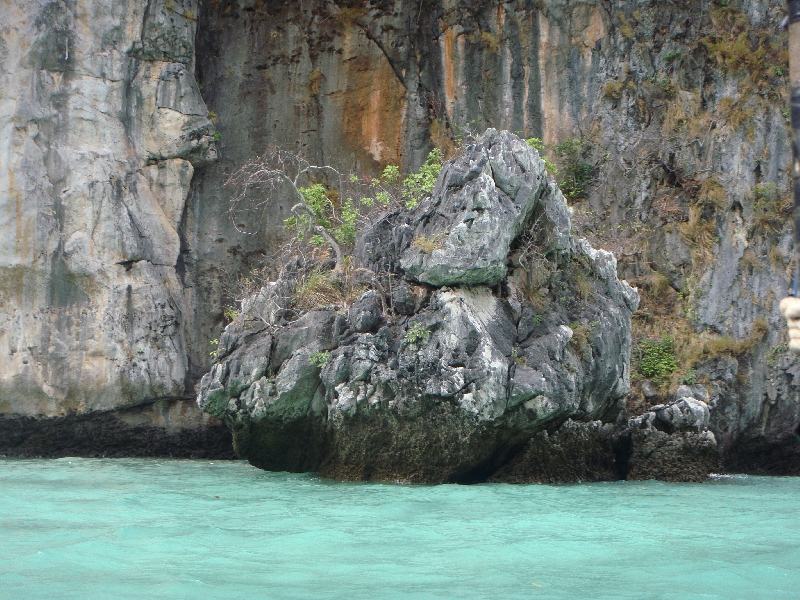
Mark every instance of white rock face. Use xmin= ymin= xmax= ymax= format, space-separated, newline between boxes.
xmin=0 ymin=0 xmax=216 ymax=417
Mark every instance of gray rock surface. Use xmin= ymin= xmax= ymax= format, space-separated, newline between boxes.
xmin=199 ymin=131 xmax=640 ymax=482
xmin=625 ymin=385 xmax=721 ymax=481
xmin=0 ymin=0 xmax=223 ymax=454
xmin=399 ymin=130 xmax=569 ymax=286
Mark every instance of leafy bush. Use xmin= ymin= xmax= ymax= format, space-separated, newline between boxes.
xmin=525 ymin=138 xmax=558 ymax=175
xmin=639 ymin=337 xmax=678 ymax=381
xmin=310 ymin=350 xmax=330 ymax=368
xmin=406 ymin=322 xmax=430 ymax=344
xmin=403 ymin=149 xmax=442 ymax=209
xmin=228 ymin=147 xmax=445 ymax=273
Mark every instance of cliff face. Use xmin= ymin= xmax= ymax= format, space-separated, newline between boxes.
xmin=192 ymin=0 xmax=800 ymax=472
xmin=2 ymin=0 xmax=799 ymax=471
xmin=0 ymin=0 xmax=231 ymax=456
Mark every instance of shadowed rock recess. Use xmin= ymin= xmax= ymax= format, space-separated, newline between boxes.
xmin=198 ymin=130 xmax=720 ymax=482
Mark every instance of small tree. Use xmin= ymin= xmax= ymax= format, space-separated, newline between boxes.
xmin=224 ymin=147 xmax=442 ymax=271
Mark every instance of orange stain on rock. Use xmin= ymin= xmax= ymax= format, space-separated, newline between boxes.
xmin=442 ymin=27 xmax=457 ymax=119
xmin=341 ymin=36 xmax=407 ymax=169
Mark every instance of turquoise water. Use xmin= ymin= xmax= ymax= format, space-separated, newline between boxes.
xmin=1 ymin=459 xmax=799 ymax=599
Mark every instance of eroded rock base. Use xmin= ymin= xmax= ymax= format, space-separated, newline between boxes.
xmin=0 ymin=400 xmax=235 ymax=459
xmin=723 ymin=433 xmax=800 ymax=476
xmin=489 ymin=421 xmax=621 ymax=484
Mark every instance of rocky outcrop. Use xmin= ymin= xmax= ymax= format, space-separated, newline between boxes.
xmin=198 ymin=130 xmax=648 ymax=482
xmin=190 ymin=0 xmax=800 ymax=475
xmin=623 ymin=385 xmax=721 ymax=482
xmin=0 ymin=0 xmax=226 ymax=455
xmin=3 ymin=0 xmax=799 ymax=473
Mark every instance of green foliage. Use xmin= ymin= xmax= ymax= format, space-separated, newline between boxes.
xmin=525 ymin=138 xmax=558 ymax=175
xmin=209 ymin=338 xmax=219 ymax=359
xmin=664 ymin=50 xmax=682 ymax=62
xmin=768 ymin=344 xmax=788 ymax=367
xmin=382 ymin=165 xmax=401 ymax=185
xmin=554 ymin=138 xmax=594 ymax=200
xmin=309 ymin=350 xmax=330 ymax=368
xmin=678 ymin=369 xmax=697 ymax=385
xmin=406 ymin=322 xmax=430 ymax=345
xmin=299 ymin=184 xmax=330 ymax=224
xmin=639 ymin=337 xmax=678 ymax=382
xmin=333 ymin=199 xmax=358 ymax=245
xmin=403 ymin=149 xmax=442 ymax=209
xmin=224 ymin=306 xmax=238 ymax=321
xmin=280 ymin=150 xmax=444 ymax=256
xmin=212 ymin=132 xmax=221 ymax=142
xmin=754 ymin=182 xmax=779 ymax=204
xmin=525 ymin=137 xmax=545 ymax=151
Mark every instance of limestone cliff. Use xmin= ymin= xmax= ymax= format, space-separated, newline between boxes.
xmin=2 ymin=0 xmax=799 ymax=472
xmin=192 ymin=0 xmax=800 ymax=473
xmin=0 ymin=0 xmax=230 ymax=456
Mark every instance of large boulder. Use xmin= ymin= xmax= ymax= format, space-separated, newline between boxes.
xmin=198 ymin=130 xmax=640 ymax=482
xmin=398 ymin=130 xmax=570 ymax=287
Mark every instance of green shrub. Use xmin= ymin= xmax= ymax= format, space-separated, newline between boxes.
xmin=406 ymin=322 xmax=430 ymax=344
xmin=639 ymin=337 xmax=678 ymax=381
xmin=310 ymin=350 xmax=330 ymax=368
xmin=526 ymin=138 xmax=558 ymax=175
xmin=403 ymin=149 xmax=442 ymax=209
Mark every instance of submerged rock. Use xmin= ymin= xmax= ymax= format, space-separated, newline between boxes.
xmin=198 ymin=130 xmax=663 ymax=482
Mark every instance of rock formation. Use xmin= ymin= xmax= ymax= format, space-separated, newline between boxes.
xmin=199 ymin=130 xmax=652 ymax=482
xmin=3 ymin=0 xmax=800 ymax=475
xmin=192 ymin=0 xmax=800 ymax=475
xmin=0 ymin=0 xmax=231 ymax=456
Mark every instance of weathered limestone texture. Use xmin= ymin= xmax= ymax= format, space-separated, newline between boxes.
xmin=3 ymin=0 xmax=799 ymax=472
xmin=624 ymin=385 xmax=721 ymax=482
xmin=192 ymin=0 xmax=800 ymax=474
xmin=0 ymin=0 xmax=230 ymax=455
xmin=199 ymin=131 xmax=647 ymax=482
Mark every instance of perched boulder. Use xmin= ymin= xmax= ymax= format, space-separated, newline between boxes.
xmin=399 ymin=130 xmax=570 ymax=287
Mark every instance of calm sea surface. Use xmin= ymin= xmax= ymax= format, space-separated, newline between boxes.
xmin=1 ymin=458 xmax=798 ymax=599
